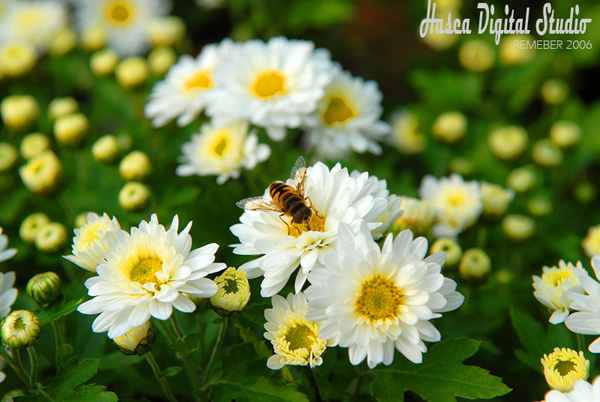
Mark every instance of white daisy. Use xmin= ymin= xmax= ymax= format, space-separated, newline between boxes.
xmin=207 ymin=36 xmax=335 ymax=141
xmin=77 ymin=214 xmax=226 ymax=338
xmin=176 ymin=119 xmax=270 ymax=184
xmin=264 ymin=292 xmax=337 ymax=370
xmin=304 ymin=222 xmax=464 ymax=368
xmin=63 ymin=212 xmax=121 ymax=273
xmin=542 ymin=376 xmax=600 ymax=402
xmin=0 ymin=1 xmax=68 ymax=51
xmin=419 ymin=173 xmax=482 ymax=238
xmin=0 ymin=271 xmax=17 ymax=318
xmin=532 ymin=260 xmax=586 ymax=324
xmin=144 ymin=39 xmax=234 ymax=128
xmin=303 ymin=67 xmax=390 ymax=158
xmin=0 ymin=227 xmax=17 ymax=263
xmin=73 ymin=0 xmax=169 ymax=57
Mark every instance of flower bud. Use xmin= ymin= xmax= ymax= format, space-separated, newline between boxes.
xmin=81 ymin=25 xmax=106 ymax=52
xmin=459 ymin=248 xmax=491 ymax=281
xmin=392 ymin=197 xmax=434 ymax=237
xmin=148 ymin=17 xmax=185 ymax=47
xmin=20 ymin=133 xmax=51 ymax=160
xmin=119 ymin=182 xmax=150 ymax=212
xmin=113 ymin=321 xmax=155 ymax=356
xmin=48 ymin=97 xmax=79 ymax=121
xmin=390 ymin=110 xmax=425 ymax=154
xmin=210 ymin=267 xmax=251 ymax=316
xmin=90 ymin=49 xmax=119 ymax=76
xmin=26 ymin=272 xmax=62 ymax=306
xmin=19 ymin=151 xmax=63 ymax=195
xmin=574 ymin=181 xmax=596 ymax=205
xmin=527 ymin=196 xmax=552 ymax=216
xmin=92 ymin=134 xmax=121 ymax=164
xmin=582 ymin=225 xmax=600 ymax=258
xmin=35 ymin=222 xmax=67 ymax=253
xmin=20 ymin=213 xmax=50 ymax=243
xmin=541 ymin=79 xmax=569 ymax=105
xmin=458 ymin=39 xmax=495 ymax=72
xmin=449 ymin=157 xmax=474 ymax=176
xmin=148 ymin=46 xmax=177 ymax=76
xmin=480 ymin=182 xmax=514 ymax=219
xmin=502 ymin=214 xmax=535 ymax=241
xmin=532 ymin=139 xmax=563 ymax=168
xmin=499 ymin=34 xmax=535 ymax=66
xmin=488 ymin=125 xmax=528 ymax=160
xmin=48 ymin=27 xmax=77 ymax=57
xmin=430 ymin=238 xmax=462 ymax=267
xmin=115 ymin=57 xmax=149 ymax=89
xmin=74 ymin=212 xmax=90 ymax=229
xmin=495 ymin=269 xmax=513 ymax=285
xmin=550 ymin=121 xmax=581 ymax=148
xmin=541 ymin=348 xmax=589 ymax=392
xmin=54 ymin=113 xmax=90 ymax=147
xmin=432 ymin=111 xmax=467 ymax=144
xmin=0 ymin=42 xmax=37 ymax=77
xmin=0 ymin=143 xmax=18 ymax=172
xmin=1 ymin=310 xmax=41 ymax=349
xmin=507 ymin=165 xmax=537 ymax=193
xmin=119 ymin=151 xmax=152 ymax=181
xmin=1 ymin=95 xmax=39 ymax=131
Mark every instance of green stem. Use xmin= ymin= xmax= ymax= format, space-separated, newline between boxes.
xmin=0 ymin=349 xmax=29 ymax=387
xmin=576 ymin=333 xmax=586 ymax=353
xmin=12 ymin=349 xmax=33 ymax=391
xmin=145 ymin=352 xmax=178 ymax=402
xmin=170 ymin=314 xmax=185 ymax=339
xmin=51 ymin=321 xmax=64 ymax=368
xmin=204 ymin=318 xmax=228 ymax=382
xmin=170 ymin=315 xmax=202 ymax=397
xmin=27 ymin=347 xmax=39 ymax=388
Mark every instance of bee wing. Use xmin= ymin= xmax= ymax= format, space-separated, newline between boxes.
xmin=236 ymin=196 xmax=283 ymax=213
xmin=290 ymin=156 xmax=307 ymax=197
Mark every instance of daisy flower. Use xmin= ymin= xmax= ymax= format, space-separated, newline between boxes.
xmin=419 ymin=173 xmax=482 ymax=238
xmin=304 ymin=222 xmax=464 ymax=368
xmin=63 ymin=212 xmax=121 ymax=273
xmin=0 ymin=227 xmax=17 ymax=263
xmin=303 ymin=67 xmax=390 ymax=158
xmin=532 ymin=260 xmax=586 ymax=324
xmin=207 ymin=36 xmax=335 ymax=141
xmin=542 ymin=376 xmax=600 ymax=402
xmin=73 ymin=0 xmax=169 ymax=57
xmin=144 ymin=40 xmax=234 ymax=128
xmin=77 ymin=214 xmax=226 ymax=338
xmin=264 ymin=292 xmax=336 ymax=370
xmin=176 ymin=119 xmax=271 ymax=184
xmin=231 ymin=158 xmax=395 ymax=297
xmin=0 ymin=271 xmax=17 ymax=318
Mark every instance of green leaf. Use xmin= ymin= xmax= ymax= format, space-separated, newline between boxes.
xmin=168 ymin=332 xmax=202 ymax=354
xmin=370 ymin=338 xmax=511 ymax=402
xmin=98 ymin=351 xmax=144 ymax=371
xmin=209 ymin=376 xmax=310 ymax=402
xmin=161 ymin=366 xmax=183 ymax=378
xmin=62 ymin=384 xmax=119 ymax=402
xmin=410 ymin=70 xmax=484 ymax=108
xmin=38 ymin=298 xmax=84 ymax=325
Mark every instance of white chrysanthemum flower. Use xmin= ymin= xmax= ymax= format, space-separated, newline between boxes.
xmin=231 ymin=159 xmax=394 ymax=297
xmin=0 ymin=271 xmax=17 ymax=318
xmin=565 ymin=256 xmax=600 ymax=353
xmin=0 ymin=1 xmax=68 ymax=51
xmin=77 ymin=214 xmax=226 ymax=338
xmin=542 ymin=376 xmax=600 ymax=402
xmin=533 ymin=260 xmax=586 ymax=324
xmin=176 ymin=119 xmax=271 ymax=184
xmin=0 ymin=228 xmax=17 ymax=263
xmin=63 ymin=212 xmax=121 ymax=273
xmin=144 ymin=40 xmax=234 ymax=128
xmin=393 ymin=197 xmax=435 ymax=236
xmin=303 ymin=67 xmax=390 ymax=157
xmin=264 ymin=292 xmax=337 ymax=370
xmin=207 ymin=36 xmax=335 ymax=141
xmin=304 ymin=222 xmax=464 ymax=368
xmin=73 ymin=0 xmax=169 ymax=57
xmin=542 ymin=347 xmax=590 ymax=392
xmin=419 ymin=173 xmax=482 ymax=238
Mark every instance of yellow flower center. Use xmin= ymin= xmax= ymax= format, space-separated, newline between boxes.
xmin=130 ymin=257 xmax=163 ymax=284
xmin=106 ymin=1 xmax=134 ymax=24
xmin=206 ymin=129 xmax=233 ymax=158
xmin=16 ymin=9 xmax=44 ymax=30
xmin=446 ymin=190 xmax=467 ymax=207
xmin=79 ymin=221 xmax=104 ymax=249
xmin=285 ymin=323 xmax=317 ymax=351
xmin=546 ymin=269 xmax=574 ymax=287
xmin=355 ymin=275 xmax=403 ymax=322
xmin=288 ymin=209 xmax=326 ymax=238
xmin=251 ymin=71 xmax=286 ymax=99
xmin=183 ymin=69 xmax=213 ymax=92
xmin=322 ymin=96 xmax=356 ymax=126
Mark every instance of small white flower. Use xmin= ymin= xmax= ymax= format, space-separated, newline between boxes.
xmin=393 ymin=197 xmax=435 ymax=236
xmin=77 ymin=214 xmax=226 ymax=338
xmin=176 ymin=119 xmax=270 ymax=184
xmin=144 ymin=40 xmax=234 ymax=128
xmin=419 ymin=173 xmax=482 ymax=238
xmin=0 ymin=228 xmax=17 ymax=263
xmin=0 ymin=271 xmax=17 ymax=318
xmin=304 ymin=222 xmax=464 ymax=368
xmin=207 ymin=36 xmax=335 ymax=141
xmin=303 ymin=67 xmax=390 ymax=158
xmin=542 ymin=375 xmax=600 ymax=402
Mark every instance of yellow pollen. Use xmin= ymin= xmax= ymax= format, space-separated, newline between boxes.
xmin=251 ymin=71 xmax=286 ymax=99
xmin=547 ymin=270 xmax=573 ymax=287
xmin=183 ymin=69 xmax=213 ymax=92
xmin=554 ymin=360 xmax=576 ymax=376
xmin=106 ymin=1 xmax=133 ymax=24
xmin=130 ymin=257 xmax=163 ymax=284
xmin=79 ymin=221 xmax=104 ymax=248
xmin=288 ymin=209 xmax=326 ymax=238
xmin=446 ymin=191 xmax=467 ymax=207
xmin=355 ymin=275 xmax=403 ymax=322
xmin=284 ymin=324 xmax=317 ymax=351
xmin=322 ymin=96 xmax=356 ymax=125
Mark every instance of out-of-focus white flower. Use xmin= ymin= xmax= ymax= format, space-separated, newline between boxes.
xmin=0 ymin=272 xmax=18 ymax=318
xmin=0 ymin=228 xmax=17 ymax=264
xmin=541 ymin=375 xmax=600 ymax=402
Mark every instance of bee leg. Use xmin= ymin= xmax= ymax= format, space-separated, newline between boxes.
xmin=278 ymin=214 xmax=292 ymax=234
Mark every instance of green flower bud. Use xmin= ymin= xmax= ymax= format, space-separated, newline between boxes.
xmin=502 ymin=214 xmax=535 ymax=241
xmin=90 ymin=49 xmax=118 ymax=76
xmin=74 ymin=211 xmax=90 ymax=228
xmin=26 ymin=272 xmax=62 ymax=306
xmin=458 ymin=39 xmax=495 ymax=72
xmin=148 ymin=16 xmax=185 ymax=47
xmin=0 ymin=143 xmax=18 ymax=172
xmin=532 ymin=139 xmax=563 ymax=168
xmin=48 ymin=27 xmax=77 ymax=57
xmin=430 ymin=238 xmax=462 ymax=267
xmin=119 ymin=182 xmax=150 ymax=212
xmin=574 ymin=182 xmax=596 ymax=205
xmin=148 ymin=46 xmax=177 ymax=76
xmin=34 ymin=222 xmax=67 ymax=253
xmin=1 ymin=95 xmax=39 ymax=132
xmin=1 ymin=310 xmax=42 ymax=349
xmin=54 ymin=113 xmax=90 ymax=147
xmin=48 ymin=97 xmax=78 ymax=121
xmin=507 ymin=165 xmax=537 ymax=193
xmin=488 ymin=125 xmax=528 ymax=160
xmin=432 ymin=111 xmax=467 ymax=144
xmin=210 ymin=267 xmax=251 ymax=316
xmin=81 ymin=25 xmax=106 ymax=52
xmin=19 ymin=151 xmax=63 ymax=195
xmin=459 ymin=248 xmax=491 ymax=281
xmin=20 ymin=213 xmax=50 ymax=243
xmin=541 ymin=79 xmax=569 ymax=105
xmin=119 ymin=151 xmax=152 ymax=181
xmin=550 ymin=121 xmax=581 ymax=148
xmin=20 ymin=133 xmax=51 ymax=160
xmin=113 ymin=321 xmax=155 ymax=356
xmin=92 ymin=135 xmax=121 ymax=164
xmin=116 ymin=57 xmax=149 ymax=89
xmin=527 ymin=197 xmax=553 ymax=216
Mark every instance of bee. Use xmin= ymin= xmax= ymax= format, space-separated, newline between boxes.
xmin=236 ymin=156 xmax=313 ymax=227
